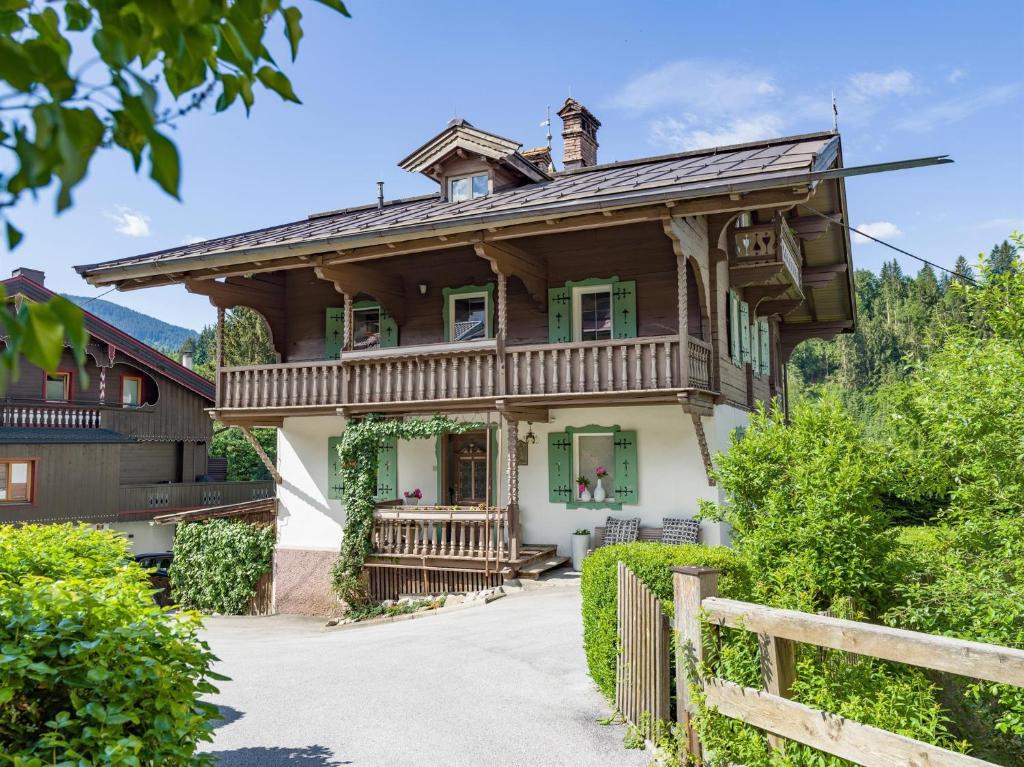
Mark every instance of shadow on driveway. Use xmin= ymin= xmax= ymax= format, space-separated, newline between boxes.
xmin=208 ymin=745 xmax=351 ymax=766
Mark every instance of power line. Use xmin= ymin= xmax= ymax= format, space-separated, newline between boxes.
xmin=798 ymin=203 xmax=978 ymax=285
xmin=76 ymin=285 xmax=118 ymax=306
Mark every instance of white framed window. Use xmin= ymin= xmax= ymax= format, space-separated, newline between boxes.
xmin=45 ymin=371 xmax=71 ymax=402
xmin=448 ymin=173 xmax=489 ymax=202
xmin=572 ymin=285 xmax=613 ymax=342
xmin=352 ymin=305 xmax=381 ymax=350
xmin=449 ymin=291 xmax=490 ymax=341
xmin=574 ymin=431 xmax=615 ymax=501
xmin=0 ymin=460 xmax=33 ymax=503
xmin=122 ymin=375 xmax=143 ymax=406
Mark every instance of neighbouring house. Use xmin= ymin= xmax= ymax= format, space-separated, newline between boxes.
xmin=75 ymin=98 xmax=934 ymax=614
xmin=0 ymin=268 xmax=275 ymax=551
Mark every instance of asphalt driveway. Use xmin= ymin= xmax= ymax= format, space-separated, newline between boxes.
xmin=200 ymin=580 xmax=648 ymax=767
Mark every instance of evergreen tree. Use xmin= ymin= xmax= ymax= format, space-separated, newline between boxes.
xmin=988 ymin=240 xmax=1018 ymax=277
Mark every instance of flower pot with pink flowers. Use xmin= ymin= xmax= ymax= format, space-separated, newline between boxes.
xmin=403 ymin=488 xmax=422 ymax=506
xmin=575 ymin=475 xmax=591 ymax=502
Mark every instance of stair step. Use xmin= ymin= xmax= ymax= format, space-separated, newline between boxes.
xmin=518 ymin=555 xmax=570 ymax=579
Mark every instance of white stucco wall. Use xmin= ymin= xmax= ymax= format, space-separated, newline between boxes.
xmin=109 ymin=521 xmax=175 ymax=554
xmin=275 ymin=404 xmax=749 ymax=557
xmin=276 ymin=414 xmax=347 ymax=551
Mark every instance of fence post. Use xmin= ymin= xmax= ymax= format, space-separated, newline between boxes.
xmin=759 ymin=632 xmax=796 ymax=751
xmin=672 ymin=566 xmax=719 ymax=763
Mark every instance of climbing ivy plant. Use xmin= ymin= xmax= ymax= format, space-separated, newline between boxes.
xmin=330 ymin=413 xmax=481 ymax=608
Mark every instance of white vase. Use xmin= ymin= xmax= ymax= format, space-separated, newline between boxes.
xmin=571 ymin=533 xmax=590 ymax=571
xmin=593 ymin=477 xmax=606 ymax=502
xmin=579 ymin=486 xmax=591 ymax=502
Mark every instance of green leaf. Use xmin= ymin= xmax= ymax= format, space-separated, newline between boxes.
xmin=255 ymin=66 xmax=300 ymax=104
xmin=282 ymin=7 xmax=303 ymax=61
xmin=314 ymin=0 xmax=351 ymax=16
xmin=6 ymin=221 xmax=22 ymax=250
xmin=147 ymin=130 xmax=181 ymax=198
xmin=20 ymin=302 xmax=66 ymax=372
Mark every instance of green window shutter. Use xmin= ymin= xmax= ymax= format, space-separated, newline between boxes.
xmin=613 ymin=430 xmax=639 ymax=505
xmin=547 ymin=431 xmax=573 ymax=503
xmin=327 ymin=436 xmax=344 ymax=500
xmin=727 ymin=290 xmax=739 ymax=363
xmin=612 ymin=280 xmax=637 ymax=339
xmin=739 ymin=301 xmax=750 ymax=364
xmin=325 ymin=307 xmax=345 ymax=359
xmin=759 ymin=319 xmax=770 ymax=375
xmin=750 ymin=314 xmax=760 ymax=374
xmin=375 ymin=436 xmax=398 ymax=502
xmin=379 ymin=308 xmax=399 ymax=348
xmin=548 ymin=286 xmax=571 ymax=343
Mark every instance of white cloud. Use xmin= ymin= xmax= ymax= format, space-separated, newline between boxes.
xmin=976 ymin=217 xmax=1023 ymax=232
xmin=947 ymin=68 xmax=966 ymax=84
xmin=895 ymin=83 xmax=1021 ymax=132
xmin=650 ymin=114 xmax=785 ymax=151
xmin=852 ymin=221 xmax=903 ymax=244
xmin=846 ymin=70 xmax=915 ymax=102
xmin=106 ymin=206 xmax=151 ymax=237
xmin=610 ymin=60 xmax=778 ymax=115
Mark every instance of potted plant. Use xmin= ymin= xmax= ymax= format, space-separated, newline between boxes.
xmin=576 ymin=475 xmax=591 ymax=502
xmin=593 ymin=465 xmax=608 ymax=502
xmin=403 ymin=488 xmax=422 ymax=506
xmin=571 ymin=528 xmax=591 ymax=571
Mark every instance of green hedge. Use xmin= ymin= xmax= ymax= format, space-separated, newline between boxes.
xmin=580 ymin=542 xmax=750 ymax=701
xmin=170 ymin=519 xmax=275 ymax=614
xmin=0 ymin=524 xmax=220 ymax=766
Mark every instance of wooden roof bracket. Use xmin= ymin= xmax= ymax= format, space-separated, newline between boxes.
xmin=315 ymin=262 xmax=407 ymax=325
xmin=186 ymin=276 xmax=287 ymax=361
xmin=474 ymin=240 xmax=548 ymax=308
xmin=678 ymin=392 xmax=715 ymax=486
xmin=495 ymin=399 xmax=550 ymax=423
xmin=240 ymin=425 xmax=282 ymax=485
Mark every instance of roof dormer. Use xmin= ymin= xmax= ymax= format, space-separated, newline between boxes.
xmin=398 ymin=118 xmax=551 ymax=201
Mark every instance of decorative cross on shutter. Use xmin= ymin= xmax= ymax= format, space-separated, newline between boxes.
xmin=547 ymin=431 xmax=573 ymax=502
xmin=739 ymin=300 xmax=751 ymax=364
xmin=375 ymin=436 xmax=398 ymax=502
xmin=379 ymin=308 xmax=399 ymax=348
xmin=613 ymin=430 xmax=639 ymax=504
xmin=548 ymin=287 xmax=571 ymax=343
xmin=612 ymin=280 xmax=637 ymax=339
xmin=325 ymin=307 xmax=345 ymax=359
xmin=327 ymin=435 xmax=344 ymax=500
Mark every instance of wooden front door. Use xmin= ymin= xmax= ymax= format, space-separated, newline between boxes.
xmin=442 ymin=432 xmax=491 ymax=505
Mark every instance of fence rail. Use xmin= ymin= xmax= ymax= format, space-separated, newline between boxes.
xmin=669 ymin=567 xmax=1024 ymax=767
xmin=616 ymin=562 xmax=671 ymax=727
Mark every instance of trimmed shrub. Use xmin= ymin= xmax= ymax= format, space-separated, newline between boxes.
xmin=170 ymin=519 xmax=275 ymax=614
xmin=580 ymin=541 xmax=749 ymax=701
xmin=0 ymin=525 xmax=221 ymax=766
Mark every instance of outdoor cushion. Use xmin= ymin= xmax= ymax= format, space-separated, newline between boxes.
xmin=662 ymin=517 xmax=700 ymax=545
xmin=604 ymin=516 xmax=640 ymax=545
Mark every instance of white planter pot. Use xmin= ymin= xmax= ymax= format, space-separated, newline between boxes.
xmin=571 ymin=534 xmax=590 ymax=572
xmin=403 ymin=497 xmax=419 ymax=506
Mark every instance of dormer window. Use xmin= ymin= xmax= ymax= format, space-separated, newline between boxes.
xmin=449 ymin=173 xmax=489 ymax=202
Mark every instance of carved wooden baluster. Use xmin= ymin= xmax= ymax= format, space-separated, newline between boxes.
xmin=591 ymin=345 xmax=599 ymax=392
xmin=474 ymin=355 xmax=482 ymax=397
xmin=416 ymin=360 xmax=425 ymax=401
xmin=440 ymin=358 xmax=448 ymax=398
xmin=649 ymin=342 xmax=658 ymax=388
xmin=634 ymin=343 xmax=643 ymax=389
xmin=510 ymin=352 xmax=520 ymax=395
xmin=664 ymin=341 xmax=673 ymax=387
xmin=407 ymin=359 xmax=414 ymax=400
xmin=605 ymin=345 xmax=614 ymax=391
xmin=462 ymin=356 xmax=470 ymax=398
xmin=577 ymin=347 xmax=586 ymax=393
xmin=524 ymin=351 xmax=533 ymax=395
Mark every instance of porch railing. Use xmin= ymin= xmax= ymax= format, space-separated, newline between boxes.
xmin=372 ymin=506 xmax=509 ymax=563
xmin=119 ymin=480 xmax=277 ymax=511
xmin=217 ymin=335 xmax=714 ymax=409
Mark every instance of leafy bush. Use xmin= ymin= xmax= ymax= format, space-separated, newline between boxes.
xmin=0 ymin=525 xmax=220 ymax=766
xmin=170 ymin=519 xmax=275 ymax=614
xmin=211 ymin=425 xmax=277 ymax=481
xmin=580 ymin=541 xmax=749 ymax=701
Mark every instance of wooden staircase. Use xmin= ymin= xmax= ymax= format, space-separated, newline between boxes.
xmin=512 ymin=544 xmax=569 ymax=580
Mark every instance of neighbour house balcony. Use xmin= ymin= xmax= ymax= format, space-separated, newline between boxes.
xmin=1 ymin=399 xmax=154 ymax=430
xmin=216 ymin=335 xmax=715 ymax=412
xmin=119 ymin=480 xmax=276 ymax=513
xmin=730 ymin=216 xmax=803 ymax=297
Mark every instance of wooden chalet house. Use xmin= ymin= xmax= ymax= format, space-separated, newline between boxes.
xmin=0 ymin=268 xmax=275 ymax=551
xmin=76 ymin=98 xmax=866 ymax=613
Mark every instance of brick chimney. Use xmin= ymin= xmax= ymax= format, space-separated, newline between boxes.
xmin=558 ymin=97 xmax=601 ymax=170
xmin=12 ymin=267 xmax=45 ymax=286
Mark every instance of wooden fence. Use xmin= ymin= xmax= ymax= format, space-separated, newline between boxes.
xmin=616 ymin=562 xmax=671 ymax=727
xmin=669 ymin=566 xmax=1024 ymax=767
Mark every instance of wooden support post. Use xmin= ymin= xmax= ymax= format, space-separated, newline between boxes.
xmin=240 ymin=425 xmax=282 ymax=484
xmin=676 ymin=254 xmax=690 ymax=388
xmin=496 ymin=271 xmax=507 ymax=396
xmin=672 ymin=566 xmax=719 ymax=764
xmin=215 ymin=306 xmax=225 ymax=406
xmin=690 ymin=411 xmax=716 ymax=487
xmin=759 ymin=632 xmax=797 ymax=751
xmin=504 ymin=416 xmax=520 ymax=562
xmin=343 ymin=292 xmax=354 ymax=353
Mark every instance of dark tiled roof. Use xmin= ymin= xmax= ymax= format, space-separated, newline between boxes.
xmin=75 ymin=132 xmax=841 ymax=279
xmin=0 ymin=428 xmax=135 ymax=444
xmin=2 ymin=275 xmax=215 ymax=402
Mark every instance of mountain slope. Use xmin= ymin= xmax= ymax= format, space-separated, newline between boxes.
xmin=63 ymin=295 xmax=199 ymax=353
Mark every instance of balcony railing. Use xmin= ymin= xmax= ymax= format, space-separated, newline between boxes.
xmin=119 ymin=480 xmax=276 ymax=512
xmin=217 ymin=335 xmax=714 ymax=410
xmin=2 ymin=401 xmax=102 ymax=428
xmin=372 ymin=506 xmax=510 ymax=563
xmin=731 ymin=217 xmax=802 ymax=288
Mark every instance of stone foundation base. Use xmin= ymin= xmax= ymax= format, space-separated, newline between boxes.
xmin=274 ymin=547 xmax=343 ymax=616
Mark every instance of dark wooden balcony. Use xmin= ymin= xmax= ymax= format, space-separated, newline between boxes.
xmin=215 ymin=334 xmax=714 ymax=413
xmin=729 ymin=216 xmax=803 ymax=298
xmin=119 ymin=480 xmax=276 ymax=513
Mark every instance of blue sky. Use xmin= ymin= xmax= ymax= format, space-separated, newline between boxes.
xmin=8 ymin=0 xmax=1024 ymax=332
